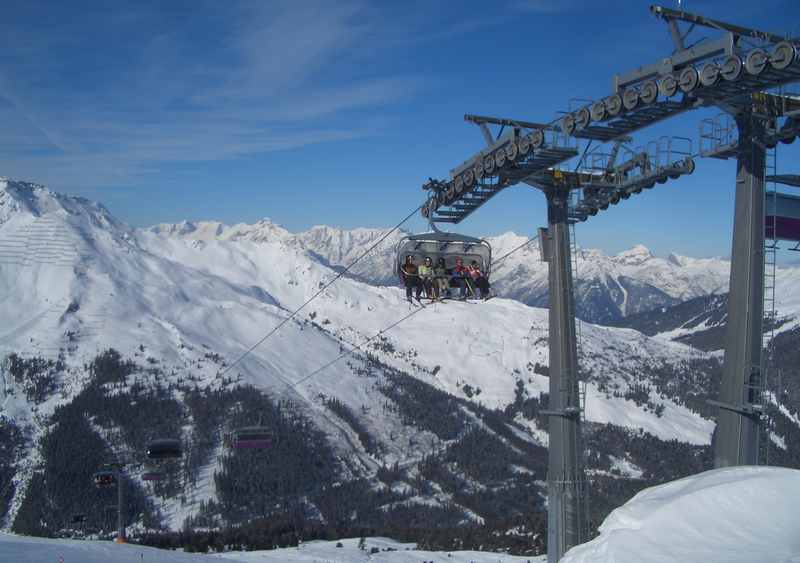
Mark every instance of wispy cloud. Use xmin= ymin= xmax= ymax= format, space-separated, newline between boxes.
xmin=0 ymin=0 xmax=425 ymax=188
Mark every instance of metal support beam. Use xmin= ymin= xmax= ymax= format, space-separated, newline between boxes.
xmin=714 ymin=109 xmax=766 ymax=468
xmin=116 ymin=468 xmax=126 ymax=543
xmin=544 ymin=188 xmax=585 ymax=563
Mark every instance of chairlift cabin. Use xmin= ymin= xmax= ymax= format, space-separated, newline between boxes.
xmin=146 ymin=438 xmax=182 ymax=460
xmin=93 ymin=471 xmax=116 ymax=488
xmin=227 ymin=426 xmax=273 ymax=449
xmin=396 ymin=232 xmax=492 ymax=281
xmin=141 ymin=471 xmax=164 ymax=482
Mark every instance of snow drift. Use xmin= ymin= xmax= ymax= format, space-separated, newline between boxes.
xmin=562 ymin=466 xmax=800 ymax=563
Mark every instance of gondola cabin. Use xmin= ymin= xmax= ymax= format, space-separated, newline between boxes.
xmin=228 ymin=426 xmax=273 ymax=449
xmin=766 ymin=192 xmax=800 ymax=243
xmin=146 ymin=438 xmax=182 ymax=460
xmin=396 ymin=232 xmax=492 ymax=281
xmin=93 ymin=471 xmax=116 ymax=488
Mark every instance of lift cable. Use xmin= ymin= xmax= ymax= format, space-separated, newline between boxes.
xmin=288 ymin=304 xmax=429 ymax=389
xmin=491 ymin=234 xmax=540 ymax=268
xmin=288 ymin=233 xmax=541 ymax=390
xmin=218 ymin=204 xmax=423 ymax=379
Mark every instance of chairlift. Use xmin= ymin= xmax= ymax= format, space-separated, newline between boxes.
xmin=93 ymin=470 xmax=116 ymax=488
xmin=226 ymin=426 xmax=273 ymax=449
xmin=395 ymin=231 xmax=492 ymax=282
xmin=146 ymin=438 xmax=182 ymax=460
xmin=141 ymin=469 xmax=165 ymax=482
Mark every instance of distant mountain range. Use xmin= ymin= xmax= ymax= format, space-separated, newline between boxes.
xmin=147 ymin=218 xmax=799 ymax=325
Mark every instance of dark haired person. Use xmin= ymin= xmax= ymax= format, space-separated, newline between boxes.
xmin=452 ymin=257 xmax=469 ymax=300
xmin=468 ymin=260 xmax=491 ymax=299
xmin=400 ymin=255 xmax=421 ymax=302
xmin=433 ymin=257 xmax=448 ymax=299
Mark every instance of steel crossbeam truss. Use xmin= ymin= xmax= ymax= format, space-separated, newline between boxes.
xmin=421 ymin=6 xmax=800 ymax=226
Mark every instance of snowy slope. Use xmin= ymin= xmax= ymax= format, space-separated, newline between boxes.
xmin=0 ymin=178 xmax=730 ymax=530
xmin=561 ymin=466 xmax=800 ymax=563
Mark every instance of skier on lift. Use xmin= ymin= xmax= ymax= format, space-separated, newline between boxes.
xmin=400 ymin=255 xmax=422 ymax=302
xmin=418 ymin=257 xmax=434 ymax=300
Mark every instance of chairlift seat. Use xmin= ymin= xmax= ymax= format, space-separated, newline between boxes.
xmin=230 ymin=426 xmax=273 ymax=449
xmin=396 ymin=232 xmax=492 ymax=282
xmin=146 ymin=438 xmax=182 ymax=460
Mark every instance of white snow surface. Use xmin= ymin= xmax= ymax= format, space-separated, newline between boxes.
xmin=0 ymin=178 xmax=741 ymax=527
xmin=147 ymin=217 xmax=800 ymax=326
xmin=0 ymin=533 xmax=543 ymax=562
xmin=561 ymin=466 xmax=800 ymax=563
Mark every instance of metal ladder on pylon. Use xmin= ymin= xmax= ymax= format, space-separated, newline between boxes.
xmin=569 ymin=220 xmax=586 ymax=420
xmin=569 ymin=220 xmax=591 ymax=538
xmin=761 ymin=145 xmax=779 ymax=465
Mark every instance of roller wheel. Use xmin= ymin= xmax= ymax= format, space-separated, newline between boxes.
xmin=699 ymin=63 xmax=720 ymax=87
xmin=518 ymin=134 xmax=532 ymax=155
xmin=721 ymin=55 xmax=743 ymax=81
xmin=454 ymin=176 xmax=464 ymax=194
xmin=561 ymin=114 xmax=576 ymax=136
xmin=640 ymin=81 xmax=658 ymax=104
xmin=659 ymin=74 xmax=679 ymax=97
xmin=771 ymin=42 xmax=797 ymax=71
xmin=591 ymin=101 xmax=607 ymax=122
xmin=575 ymin=107 xmax=591 ymax=130
xmin=531 ymin=129 xmax=546 ymax=149
xmin=463 ymin=169 xmax=475 ymax=187
xmin=745 ymin=49 xmax=769 ymax=76
xmin=605 ymin=94 xmax=623 ymax=117
xmin=678 ymin=66 xmax=699 ymax=93
xmin=494 ymin=150 xmax=506 ymax=169
xmin=505 ymin=141 xmax=519 ymax=162
xmin=483 ymin=156 xmax=495 ymax=175
xmin=623 ymin=88 xmax=640 ymax=111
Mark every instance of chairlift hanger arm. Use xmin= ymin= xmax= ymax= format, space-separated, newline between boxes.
xmin=465 ymin=114 xmax=554 ymax=132
xmin=651 ymin=5 xmax=790 ymax=45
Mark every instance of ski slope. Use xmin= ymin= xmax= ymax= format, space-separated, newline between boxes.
xmin=0 ymin=533 xmax=541 ymax=562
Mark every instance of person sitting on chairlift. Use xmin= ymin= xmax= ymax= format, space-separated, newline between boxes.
xmin=433 ymin=257 xmax=448 ymax=300
xmin=418 ymin=257 xmax=434 ymax=300
xmin=401 ymin=255 xmax=422 ymax=302
xmin=452 ymin=257 xmax=469 ymax=300
xmin=468 ymin=260 xmax=490 ymax=299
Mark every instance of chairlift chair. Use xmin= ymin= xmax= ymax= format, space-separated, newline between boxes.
xmin=141 ymin=470 xmax=165 ymax=482
xmin=93 ymin=470 xmax=116 ymax=488
xmin=227 ymin=426 xmax=273 ymax=449
xmin=146 ymin=438 xmax=182 ymax=460
xmin=395 ymin=232 xmax=492 ymax=282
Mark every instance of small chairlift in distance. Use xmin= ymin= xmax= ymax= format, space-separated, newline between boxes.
xmin=397 ymin=181 xmax=492 ymax=299
xmin=146 ymin=438 xmax=182 ymax=460
xmin=225 ymin=426 xmax=273 ymax=449
xmin=141 ymin=468 xmax=165 ymax=482
xmin=93 ymin=470 xmax=117 ymax=488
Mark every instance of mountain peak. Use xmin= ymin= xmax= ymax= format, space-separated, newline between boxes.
xmin=615 ymin=244 xmax=654 ymax=265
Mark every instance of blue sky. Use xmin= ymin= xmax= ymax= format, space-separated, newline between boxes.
xmin=1 ymin=0 xmax=800 ymax=258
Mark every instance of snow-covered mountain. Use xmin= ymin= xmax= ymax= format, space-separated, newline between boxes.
xmin=146 ymin=220 xmax=755 ymax=324
xmin=0 ymin=178 xmax=798 ymax=548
